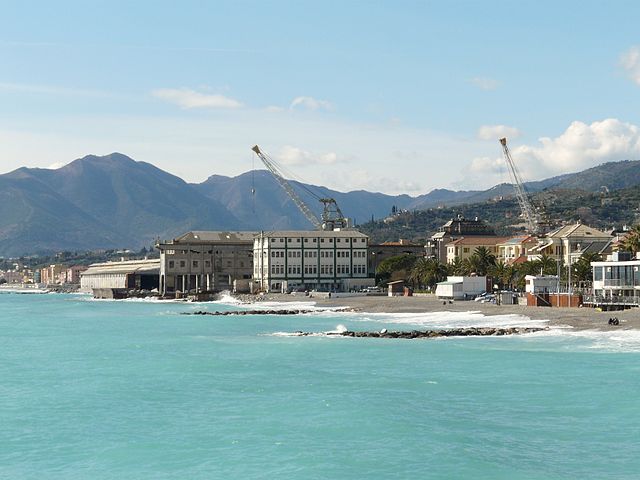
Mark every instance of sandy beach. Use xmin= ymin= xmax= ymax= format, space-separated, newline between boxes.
xmin=244 ymin=293 xmax=639 ymax=331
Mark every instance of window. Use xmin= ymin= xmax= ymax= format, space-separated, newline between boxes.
xmin=180 ymin=260 xmax=186 ymax=268
xmin=304 ymin=238 xmax=308 ymax=243
xmin=296 ymin=238 xmax=300 ymax=243
xmin=168 ymin=260 xmax=175 ymax=269
xmin=287 ymin=238 xmax=292 ymax=243
xmin=205 ymin=260 xmax=211 ymax=267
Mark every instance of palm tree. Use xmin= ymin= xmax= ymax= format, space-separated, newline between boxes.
xmin=468 ymin=246 xmax=496 ymax=276
xmin=411 ymin=258 xmax=447 ymax=290
xmin=618 ymin=225 xmax=640 ymax=254
xmin=490 ymin=261 xmax=516 ymax=289
xmin=535 ymin=253 xmax=557 ymax=276
xmin=572 ymin=252 xmax=601 ymax=286
xmin=448 ymin=258 xmax=467 ymax=276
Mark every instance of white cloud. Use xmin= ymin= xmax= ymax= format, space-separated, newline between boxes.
xmin=477 ymin=124 xmax=522 ymax=141
xmin=152 ymin=88 xmax=243 ymax=109
xmin=265 ymin=105 xmax=284 ymax=112
xmin=276 ymin=145 xmax=339 ymax=166
xmin=620 ymin=46 xmax=640 ymax=85
xmin=289 ymin=96 xmax=333 ymax=111
xmin=469 ymin=77 xmax=500 ymax=91
xmin=469 ymin=118 xmax=640 ymax=184
xmin=0 ymin=111 xmax=488 ymax=195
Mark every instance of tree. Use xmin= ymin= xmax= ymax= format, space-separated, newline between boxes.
xmin=466 ymin=246 xmax=496 ymax=276
xmin=534 ymin=253 xmax=557 ymax=276
xmin=490 ymin=261 xmax=516 ymax=289
xmin=618 ymin=225 xmax=640 ymax=254
xmin=572 ymin=252 xmax=601 ymax=286
xmin=410 ymin=258 xmax=447 ymax=290
xmin=447 ymin=258 xmax=469 ymax=276
xmin=376 ymin=254 xmax=419 ymax=285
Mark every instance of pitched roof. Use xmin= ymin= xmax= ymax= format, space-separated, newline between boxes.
xmin=173 ymin=231 xmax=258 ymax=243
xmin=498 ymin=235 xmax=537 ymax=245
xmin=447 ymin=236 xmax=510 ymax=246
xmin=82 ymin=259 xmax=160 ymax=276
xmin=546 ymin=223 xmax=611 ymax=239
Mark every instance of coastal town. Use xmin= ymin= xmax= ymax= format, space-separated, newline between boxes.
xmin=3 ymin=213 xmax=640 ymax=312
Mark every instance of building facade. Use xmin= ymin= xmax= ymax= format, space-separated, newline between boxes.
xmin=157 ymin=231 xmax=256 ymax=295
xmin=528 ymin=223 xmax=612 ymax=264
xmin=80 ymin=259 xmax=160 ymax=293
xmin=368 ymin=239 xmax=425 ymax=275
xmin=40 ymin=264 xmax=66 ymax=285
xmin=253 ymin=230 xmax=374 ymax=293
xmin=497 ymin=235 xmax=539 ymax=264
xmin=589 ymin=252 xmax=640 ymax=306
xmin=427 ymin=216 xmax=496 ymax=263
xmin=445 ymin=237 xmax=509 ymax=264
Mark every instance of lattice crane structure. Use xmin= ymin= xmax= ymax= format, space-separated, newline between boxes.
xmin=251 ymin=145 xmax=349 ymax=231
xmin=499 ymin=137 xmax=539 ymax=234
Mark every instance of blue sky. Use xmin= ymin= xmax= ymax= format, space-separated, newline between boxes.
xmin=2 ymin=0 xmax=640 ymax=194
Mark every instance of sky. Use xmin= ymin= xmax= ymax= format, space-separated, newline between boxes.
xmin=2 ymin=0 xmax=640 ymax=195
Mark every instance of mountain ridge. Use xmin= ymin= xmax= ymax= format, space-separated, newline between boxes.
xmin=1 ymin=153 xmax=640 ymax=256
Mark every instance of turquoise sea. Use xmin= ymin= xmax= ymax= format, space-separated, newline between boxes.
xmin=1 ymin=293 xmax=639 ymax=479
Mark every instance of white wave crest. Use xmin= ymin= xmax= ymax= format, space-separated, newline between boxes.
xmin=319 ymin=310 xmax=549 ymax=329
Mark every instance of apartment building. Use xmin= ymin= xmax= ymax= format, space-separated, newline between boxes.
xmin=253 ymin=230 xmax=374 ymax=293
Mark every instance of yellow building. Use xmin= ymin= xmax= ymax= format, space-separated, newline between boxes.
xmin=528 ymin=223 xmax=612 ymax=265
xmin=497 ymin=235 xmax=539 ymax=264
xmin=446 ymin=237 xmax=509 ymax=264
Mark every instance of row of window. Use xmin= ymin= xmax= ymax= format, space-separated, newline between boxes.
xmin=165 ymin=249 xmax=251 ymax=256
xmin=268 ymin=264 xmax=367 ymax=276
xmin=167 ymin=259 xmax=250 ymax=269
xmin=268 ymin=237 xmax=367 ymax=244
xmin=268 ymin=249 xmax=366 ymax=259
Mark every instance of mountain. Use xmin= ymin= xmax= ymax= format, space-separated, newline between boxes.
xmin=0 ymin=153 xmax=243 ymax=256
xmin=194 ymin=170 xmax=414 ymax=229
xmin=2 ymin=153 xmax=640 ymax=256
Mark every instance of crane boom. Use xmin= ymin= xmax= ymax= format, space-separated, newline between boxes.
xmin=499 ymin=138 xmax=538 ymax=234
xmin=252 ymin=145 xmax=322 ymax=229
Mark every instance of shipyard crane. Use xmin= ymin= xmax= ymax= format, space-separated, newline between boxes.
xmin=499 ymin=137 xmax=539 ymax=234
xmin=251 ymin=145 xmax=349 ymax=230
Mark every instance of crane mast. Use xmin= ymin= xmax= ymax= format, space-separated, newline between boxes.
xmin=251 ymin=145 xmax=349 ymax=230
xmin=499 ymin=137 xmax=539 ymax=234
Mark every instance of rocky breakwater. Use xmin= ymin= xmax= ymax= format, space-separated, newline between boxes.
xmin=183 ymin=307 xmax=357 ymax=316
xmin=294 ymin=326 xmax=548 ymax=338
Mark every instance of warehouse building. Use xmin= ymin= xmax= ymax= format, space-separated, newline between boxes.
xmin=156 ymin=231 xmax=256 ymax=295
xmin=80 ymin=259 xmax=160 ymax=294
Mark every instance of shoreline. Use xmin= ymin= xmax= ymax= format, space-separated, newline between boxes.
xmin=239 ymin=293 xmax=639 ymax=332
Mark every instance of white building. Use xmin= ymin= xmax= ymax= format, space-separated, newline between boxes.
xmin=435 ymin=276 xmax=487 ymax=300
xmin=524 ymin=275 xmax=559 ymax=294
xmin=80 ymin=259 xmax=160 ymax=293
xmin=590 ymin=251 xmax=640 ymax=306
xmin=253 ymin=230 xmax=375 ymax=293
